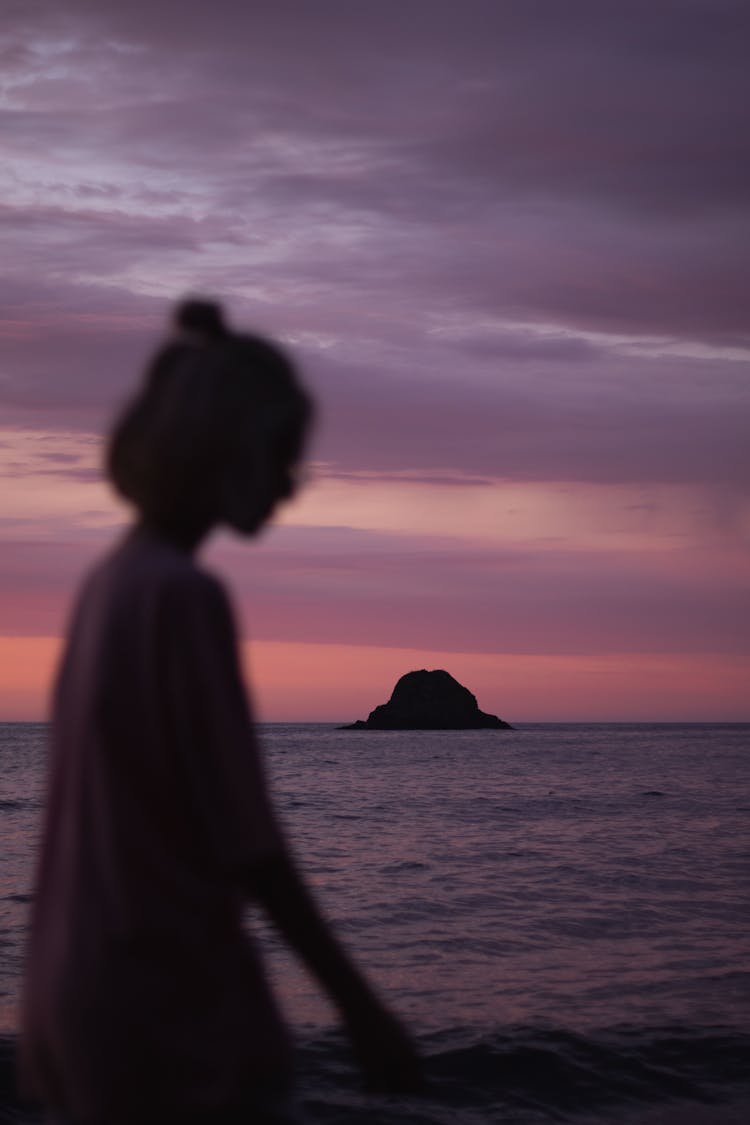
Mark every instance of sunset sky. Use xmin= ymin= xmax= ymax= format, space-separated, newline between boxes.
xmin=1 ymin=0 xmax=748 ymax=721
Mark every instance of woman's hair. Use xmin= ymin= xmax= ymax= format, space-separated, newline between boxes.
xmin=107 ymin=298 xmax=313 ymax=525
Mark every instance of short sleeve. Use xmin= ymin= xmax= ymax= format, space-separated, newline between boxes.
xmin=159 ymin=571 xmax=284 ymax=870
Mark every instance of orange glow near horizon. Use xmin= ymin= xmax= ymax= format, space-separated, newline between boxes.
xmin=1 ymin=636 xmax=746 ymax=724
xmin=0 ymin=637 xmax=61 ymax=721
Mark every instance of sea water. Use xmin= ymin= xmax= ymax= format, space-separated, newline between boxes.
xmin=1 ymin=721 xmax=748 ymax=1123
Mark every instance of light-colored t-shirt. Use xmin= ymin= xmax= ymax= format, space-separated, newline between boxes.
xmin=20 ymin=529 xmax=291 ymax=1122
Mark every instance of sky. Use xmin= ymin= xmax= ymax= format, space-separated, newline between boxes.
xmin=1 ymin=0 xmax=749 ymax=721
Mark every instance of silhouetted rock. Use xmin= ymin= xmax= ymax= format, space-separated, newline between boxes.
xmin=340 ymin=669 xmax=513 ymax=730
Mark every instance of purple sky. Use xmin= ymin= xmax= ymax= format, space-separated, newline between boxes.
xmin=1 ymin=0 xmax=749 ymax=719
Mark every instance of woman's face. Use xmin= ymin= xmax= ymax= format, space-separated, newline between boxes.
xmin=219 ymin=426 xmax=303 ymax=536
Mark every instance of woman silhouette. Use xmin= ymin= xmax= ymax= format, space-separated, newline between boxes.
xmin=20 ymin=300 xmax=419 ymax=1124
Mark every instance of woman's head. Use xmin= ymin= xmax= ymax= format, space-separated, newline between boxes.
xmin=107 ymin=299 xmax=313 ymax=537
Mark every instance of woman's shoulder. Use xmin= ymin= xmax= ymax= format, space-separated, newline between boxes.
xmin=81 ymin=529 xmax=229 ymax=624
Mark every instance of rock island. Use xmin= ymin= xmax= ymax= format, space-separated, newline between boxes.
xmin=340 ymin=669 xmax=513 ymax=730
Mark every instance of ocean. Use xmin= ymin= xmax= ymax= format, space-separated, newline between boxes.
xmin=1 ymin=721 xmax=748 ymax=1123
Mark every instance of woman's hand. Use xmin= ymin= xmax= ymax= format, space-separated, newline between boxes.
xmin=247 ymin=851 xmax=422 ymax=1092
xmin=343 ymin=994 xmax=422 ymax=1093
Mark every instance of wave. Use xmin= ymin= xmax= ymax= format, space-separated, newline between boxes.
xmin=4 ymin=1024 xmax=748 ymax=1124
xmin=411 ymin=1024 xmax=750 ymax=1122
xmin=0 ymin=800 xmax=36 ymax=813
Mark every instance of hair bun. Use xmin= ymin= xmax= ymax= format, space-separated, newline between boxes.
xmin=174 ymin=298 xmax=227 ymax=341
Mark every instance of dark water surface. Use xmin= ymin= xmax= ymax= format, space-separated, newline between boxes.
xmin=1 ymin=722 xmax=748 ymax=1122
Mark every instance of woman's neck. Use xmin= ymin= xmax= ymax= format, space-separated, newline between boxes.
xmin=132 ymin=514 xmax=214 ymax=555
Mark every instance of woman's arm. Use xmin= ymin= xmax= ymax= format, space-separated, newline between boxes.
xmin=244 ymin=850 xmax=421 ymax=1092
xmin=165 ymin=572 xmax=420 ymax=1089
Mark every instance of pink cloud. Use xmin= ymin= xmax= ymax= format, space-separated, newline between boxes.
xmin=2 ymin=529 xmax=747 ymax=662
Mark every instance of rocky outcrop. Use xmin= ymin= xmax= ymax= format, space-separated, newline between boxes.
xmin=340 ymin=669 xmax=513 ymax=730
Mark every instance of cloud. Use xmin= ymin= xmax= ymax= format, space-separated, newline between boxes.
xmin=310 ymin=349 xmax=750 ymax=489
xmin=2 ymin=279 xmax=748 ymax=491
xmin=2 ymin=521 xmax=747 ymax=662
xmin=2 ymin=0 xmax=748 ymax=345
